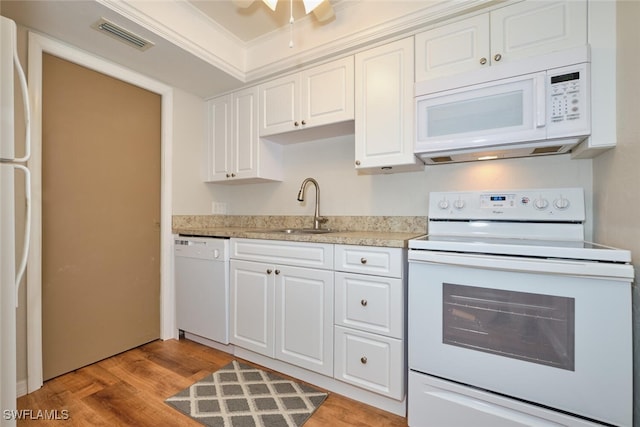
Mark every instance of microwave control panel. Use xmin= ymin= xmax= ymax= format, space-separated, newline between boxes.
xmin=547 ymin=63 xmax=590 ymax=137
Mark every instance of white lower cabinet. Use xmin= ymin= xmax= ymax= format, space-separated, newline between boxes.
xmin=230 ymin=239 xmax=334 ymax=376
xmin=333 ymin=245 xmax=406 ymax=400
xmin=334 ymin=326 xmax=403 ymax=400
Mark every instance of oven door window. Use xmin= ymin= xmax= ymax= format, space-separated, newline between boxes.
xmin=443 ymin=283 xmax=575 ymax=371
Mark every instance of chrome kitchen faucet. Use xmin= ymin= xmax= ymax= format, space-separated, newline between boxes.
xmin=297 ymin=177 xmax=327 ymax=230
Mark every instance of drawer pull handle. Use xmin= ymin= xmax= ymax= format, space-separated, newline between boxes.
xmin=360 ymin=257 xmax=367 ymax=264
xmin=360 ymin=356 xmax=367 ymax=364
xmin=360 ymin=299 xmax=368 ymax=307
xmin=275 ymin=269 xmax=280 ymax=275
xmin=266 ymin=269 xmax=273 ymax=274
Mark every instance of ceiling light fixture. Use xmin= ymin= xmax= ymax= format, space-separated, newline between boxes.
xmin=232 ymin=0 xmax=334 ymax=48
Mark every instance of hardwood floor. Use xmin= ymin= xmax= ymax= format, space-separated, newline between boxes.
xmin=17 ymin=339 xmax=409 ymax=426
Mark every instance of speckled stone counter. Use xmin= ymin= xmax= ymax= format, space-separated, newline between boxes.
xmin=172 ymin=215 xmax=427 ymax=248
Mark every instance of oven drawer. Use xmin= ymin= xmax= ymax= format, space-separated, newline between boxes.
xmin=334 ymin=326 xmax=404 ymax=400
xmin=335 ymin=245 xmax=403 ymax=278
xmin=408 ymin=371 xmax=603 ymax=427
xmin=334 ymin=272 xmax=403 ymax=339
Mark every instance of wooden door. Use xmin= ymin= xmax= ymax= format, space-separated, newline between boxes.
xmin=42 ymin=54 xmax=161 ymax=380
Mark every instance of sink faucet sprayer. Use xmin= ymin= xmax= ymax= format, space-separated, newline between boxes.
xmin=297 ymin=177 xmax=327 ymax=230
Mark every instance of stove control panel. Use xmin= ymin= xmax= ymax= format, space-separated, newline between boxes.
xmin=429 ymin=188 xmax=585 ymax=221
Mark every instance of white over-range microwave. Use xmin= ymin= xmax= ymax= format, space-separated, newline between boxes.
xmin=414 ymin=48 xmax=591 ymax=164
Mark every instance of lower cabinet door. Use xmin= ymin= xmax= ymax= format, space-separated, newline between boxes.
xmin=275 ymin=265 xmax=334 ymax=376
xmin=230 ymin=260 xmax=275 ymax=357
xmin=334 ymin=325 xmax=404 ymax=400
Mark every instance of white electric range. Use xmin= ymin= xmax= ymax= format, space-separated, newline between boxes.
xmin=407 ymin=188 xmax=633 ymax=427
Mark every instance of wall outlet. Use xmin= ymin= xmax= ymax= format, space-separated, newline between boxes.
xmin=211 ymin=202 xmax=227 ymax=215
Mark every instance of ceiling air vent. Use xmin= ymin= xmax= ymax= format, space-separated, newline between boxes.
xmin=91 ymin=18 xmax=154 ymax=51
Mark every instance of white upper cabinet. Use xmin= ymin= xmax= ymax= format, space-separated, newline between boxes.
xmin=204 ymin=86 xmax=282 ymax=183
xmin=205 ymin=94 xmax=232 ymax=181
xmin=355 ymin=37 xmax=423 ymax=173
xmin=415 ymin=0 xmax=587 ymax=82
xmin=259 ymin=57 xmax=354 ymax=138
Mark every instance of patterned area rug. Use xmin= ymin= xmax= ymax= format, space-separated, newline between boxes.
xmin=165 ymin=360 xmax=328 ymax=427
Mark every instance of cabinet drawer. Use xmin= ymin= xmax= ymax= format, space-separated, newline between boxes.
xmin=335 ymin=272 xmax=403 ymax=339
xmin=334 ymin=326 xmax=404 ymax=400
xmin=335 ymin=245 xmax=403 ymax=278
xmin=231 ymin=238 xmax=333 ymax=270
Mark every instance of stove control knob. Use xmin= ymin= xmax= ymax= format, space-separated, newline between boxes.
xmin=453 ymin=199 xmax=465 ymax=210
xmin=533 ymin=198 xmax=549 ymax=210
xmin=438 ymin=199 xmax=449 ymax=210
xmin=554 ymin=197 xmax=570 ymax=210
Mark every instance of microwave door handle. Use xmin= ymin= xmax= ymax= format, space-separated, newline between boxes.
xmin=535 ymin=74 xmax=546 ymax=128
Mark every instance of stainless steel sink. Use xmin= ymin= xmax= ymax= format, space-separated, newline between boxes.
xmin=272 ymin=228 xmax=333 ymax=234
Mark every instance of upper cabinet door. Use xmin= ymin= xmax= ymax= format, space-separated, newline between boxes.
xmin=415 ymin=0 xmax=587 ymax=82
xmin=259 ymin=74 xmax=300 ymax=137
xmin=490 ymin=0 xmax=587 ymax=65
xmin=205 ymin=94 xmax=232 ymax=181
xmin=259 ymin=57 xmax=354 ymax=138
xmin=415 ymin=14 xmax=490 ymax=82
xmin=300 ymin=56 xmax=354 ymax=129
xmin=355 ymin=37 xmax=422 ymax=172
xmin=232 ymin=86 xmax=259 ymax=180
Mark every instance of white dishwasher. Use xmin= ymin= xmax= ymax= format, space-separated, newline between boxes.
xmin=174 ymin=236 xmax=229 ymax=344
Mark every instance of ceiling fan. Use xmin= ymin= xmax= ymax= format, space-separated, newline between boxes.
xmin=232 ymin=0 xmax=335 ymax=23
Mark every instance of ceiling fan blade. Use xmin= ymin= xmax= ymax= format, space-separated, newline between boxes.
xmin=302 ymin=0 xmax=324 ymax=14
xmin=262 ymin=0 xmax=278 ymax=11
xmin=232 ymin=0 xmax=256 ymax=8
xmin=312 ymin=1 xmax=335 ymax=22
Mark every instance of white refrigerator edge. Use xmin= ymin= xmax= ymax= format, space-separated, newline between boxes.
xmin=0 ymin=15 xmax=31 ymax=427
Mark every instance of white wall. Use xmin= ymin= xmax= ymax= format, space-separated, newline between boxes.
xmin=173 ymin=128 xmax=594 ymax=236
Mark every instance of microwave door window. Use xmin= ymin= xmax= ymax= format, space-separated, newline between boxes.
xmin=426 ymin=91 xmax=524 ymax=138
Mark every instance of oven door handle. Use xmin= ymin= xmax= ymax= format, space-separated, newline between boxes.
xmin=409 ymin=251 xmax=633 ymax=280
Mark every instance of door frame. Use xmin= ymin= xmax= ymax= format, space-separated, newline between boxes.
xmin=25 ymin=32 xmax=175 ymax=393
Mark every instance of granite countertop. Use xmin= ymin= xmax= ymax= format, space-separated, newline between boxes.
xmin=172 ymin=215 xmax=427 ymax=248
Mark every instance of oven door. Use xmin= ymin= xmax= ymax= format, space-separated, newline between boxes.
xmin=408 ymin=250 xmax=632 ymax=426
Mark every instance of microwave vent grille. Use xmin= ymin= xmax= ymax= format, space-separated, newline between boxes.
xmin=532 ymin=145 xmax=563 ymax=155
xmin=430 ymin=156 xmax=454 ymax=163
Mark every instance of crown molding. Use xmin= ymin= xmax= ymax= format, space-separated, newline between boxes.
xmin=101 ymin=0 xmax=506 ymax=93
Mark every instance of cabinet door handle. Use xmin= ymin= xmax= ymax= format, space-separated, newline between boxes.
xmin=360 ymin=299 xmax=368 ymax=307
xmin=231 ymin=173 xmax=236 ymax=178
xmin=360 ymin=356 xmax=367 ymax=364
xmin=360 ymin=257 xmax=367 ymax=264
xmin=266 ymin=269 xmax=273 ymax=274
xmin=494 ymin=53 xmax=502 ymax=62
xmin=294 ymin=121 xmax=299 ymax=127
xmin=479 ymin=57 xmax=487 ymax=65
xmin=301 ymin=120 xmax=306 ymax=125
xmin=226 ymin=173 xmax=231 ymax=178
xmin=355 ymin=160 xmax=361 ymax=166
xmin=275 ymin=269 xmax=280 ymax=275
